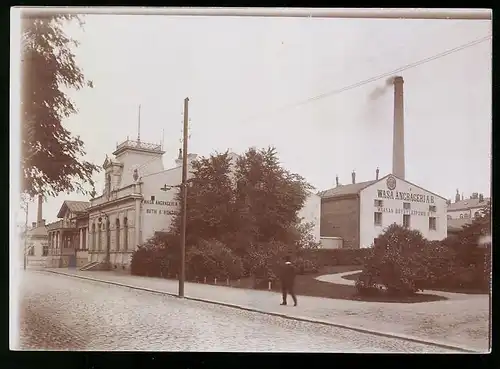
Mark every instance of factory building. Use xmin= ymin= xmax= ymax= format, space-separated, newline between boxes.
xmin=319 ymin=76 xmax=448 ymax=248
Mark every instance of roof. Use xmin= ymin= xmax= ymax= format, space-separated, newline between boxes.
xmin=57 ymin=200 xmax=90 ymax=218
xmin=27 ymin=225 xmax=48 ymax=237
xmin=46 ymin=220 xmax=63 ymax=230
xmin=447 ymin=198 xmax=491 ymax=212
xmin=319 ymin=173 xmax=447 ymax=201
xmin=319 ymin=180 xmax=377 ymax=199
xmin=447 ymin=218 xmax=473 ymax=232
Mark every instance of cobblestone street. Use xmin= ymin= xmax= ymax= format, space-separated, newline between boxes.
xmin=14 ymin=271 xmax=454 ymax=352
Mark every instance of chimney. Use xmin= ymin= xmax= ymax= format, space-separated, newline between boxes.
xmin=31 ymin=222 xmax=36 ymax=228
xmin=351 ymin=170 xmax=356 ymax=184
xmin=461 ymin=193 xmax=464 ymax=201
xmin=455 ymin=189 xmax=460 ymax=203
xmin=479 ymin=194 xmax=484 ymax=202
xmin=376 ymin=167 xmax=379 ymax=180
xmin=37 ymin=194 xmax=43 ymax=227
xmin=335 ymin=175 xmax=339 ymax=187
xmin=392 ymin=76 xmax=405 ymax=179
xmin=446 ymin=199 xmax=451 ymax=206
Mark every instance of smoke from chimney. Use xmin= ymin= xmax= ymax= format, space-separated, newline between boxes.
xmin=392 ymin=76 xmax=405 ymax=179
xmin=368 ymin=77 xmax=395 ymax=101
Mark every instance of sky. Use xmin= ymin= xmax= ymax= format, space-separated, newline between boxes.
xmin=16 ymin=12 xmax=492 ymax=225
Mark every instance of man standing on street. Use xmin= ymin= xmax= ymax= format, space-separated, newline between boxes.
xmin=280 ymin=256 xmax=297 ymax=306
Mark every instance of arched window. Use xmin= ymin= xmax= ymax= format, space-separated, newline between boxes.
xmin=474 ymin=211 xmax=480 ymax=218
xmin=115 ymin=218 xmax=120 ymax=252
xmin=460 ymin=214 xmax=464 ymax=219
xmin=92 ymin=223 xmax=96 ymax=251
xmin=464 ymin=213 xmax=469 ymax=219
xmin=123 ymin=217 xmax=128 ymax=251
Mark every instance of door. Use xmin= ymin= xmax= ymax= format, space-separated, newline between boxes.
xmin=68 ymin=254 xmax=76 ymax=268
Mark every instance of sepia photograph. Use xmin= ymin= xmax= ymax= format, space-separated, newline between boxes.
xmin=10 ymin=7 xmax=492 ymax=353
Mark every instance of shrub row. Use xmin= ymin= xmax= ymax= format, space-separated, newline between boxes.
xmin=355 ymin=224 xmax=491 ymax=297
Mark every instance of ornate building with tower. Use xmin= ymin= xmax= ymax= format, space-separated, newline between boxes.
xmin=47 ymin=134 xmax=321 ymax=271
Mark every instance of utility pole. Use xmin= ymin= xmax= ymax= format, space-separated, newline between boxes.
xmin=23 ymin=201 xmax=28 ymax=271
xmin=179 ymin=97 xmax=189 ymax=298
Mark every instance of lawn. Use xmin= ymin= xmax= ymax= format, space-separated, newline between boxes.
xmin=224 ymin=265 xmax=446 ymax=303
xmin=341 ymin=271 xmax=488 ymax=295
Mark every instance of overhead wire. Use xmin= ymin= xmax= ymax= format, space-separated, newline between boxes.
xmin=241 ymin=34 xmax=491 ymax=125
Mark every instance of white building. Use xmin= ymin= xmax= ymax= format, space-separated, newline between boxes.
xmin=23 ymin=195 xmax=49 ymax=268
xmin=66 ymin=137 xmax=321 ymax=270
xmin=319 ymin=172 xmax=448 ymax=248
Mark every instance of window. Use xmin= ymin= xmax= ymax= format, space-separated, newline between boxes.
xmin=464 ymin=213 xmax=469 ymax=219
xmin=374 ymin=199 xmax=383 ymax=207
xmin=151 ymin=196 xmax=155 ymax=202
xmin=115 ymin=218 xmax=120 ymax=252
xmin=374 ymin=212 xmax=382 ymax=226
xmin=474 ymin=211 xmax=480 ymax=218
xmin=403 ymin=202 xmax=411 ymax=210
xmin=403 ymin=214 xmax=411 ymax=228
xmin=460 ymin=214 xmax=464 ymax=219
xmin=82 ymin=228 xmax=87 ymax=250
xmin=123 ymin=217 xmax=128 ymax=251
xmin=429 ymin=217 xmax=437 ymax=230
xmin=429 ymin=205 xmax=436 ymax=212
xmin=447 ymin=215 xmax=452 ymax=220
xmin=28 ymin=246 xmax=34 ymax=256
xmin=42 ymin=245 xmax=49 ymax=256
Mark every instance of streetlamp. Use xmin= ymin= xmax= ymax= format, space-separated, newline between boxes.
xmin=160 ymin=180 xmax=193 ymax=297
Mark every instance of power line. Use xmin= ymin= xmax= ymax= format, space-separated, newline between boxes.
xmin=243 ymin=34 xmax=492 ymax=124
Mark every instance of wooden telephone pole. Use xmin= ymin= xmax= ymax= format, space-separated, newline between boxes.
xmin=179 ymin=97 xmax=189 ymax=298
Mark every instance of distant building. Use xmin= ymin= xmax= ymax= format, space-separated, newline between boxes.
xmin=47 ymin=136 xmax=321 ymax=271
xmin=319 ymin=171 xmax=448 ymax=249
xmin=446 ymin=190 xmax=490 ymax=235
xmin=24 ymin=195 xmax=49 ymax=268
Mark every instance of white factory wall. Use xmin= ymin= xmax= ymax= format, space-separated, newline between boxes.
xmin=359 ymin=175 xmax=448 ymax=248
xmin=297 ymin=191 xmax=321 ymax=243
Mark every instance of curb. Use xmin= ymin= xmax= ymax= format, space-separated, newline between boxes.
xmin=42 ymin=270 xmax=477 ymax=353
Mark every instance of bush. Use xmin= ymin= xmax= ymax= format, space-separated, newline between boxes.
xmin=295 ymin=257 xmax=319 ymax=275
xmin=358 ymin=224 xmax=430 ymax=296
xmin=186 ymin=239 xmax=244 ymax=280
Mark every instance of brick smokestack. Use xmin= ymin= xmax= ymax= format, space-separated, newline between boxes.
xmin=392 ymin=76 xmax=405 ymax=179
xmin=37 ymin=194 xmax=43 ymax=227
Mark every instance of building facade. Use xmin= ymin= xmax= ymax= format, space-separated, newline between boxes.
xmin=47 ymin=201 xmax=90 ymax=268
xmin=320 ymin=173 xmax=448 ymax=248
xmin=25 ymin=220 xmax=49 ymax=268
xmin=46 ymin=137 xmax=321 ymax=270
xmin=446 ymin=190 xmax=490 ymax=234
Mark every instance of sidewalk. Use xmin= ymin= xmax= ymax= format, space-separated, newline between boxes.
xmin=44 ymin=268 xmax=489 ymax=352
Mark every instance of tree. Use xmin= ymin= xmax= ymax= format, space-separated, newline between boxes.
xmin=169 ymin=151 xmax=236 ymax=246
xmin=21 ymin=13 xmax=99 ymax=197
xmin=233 ymin=147 xmax=314 ymax=247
